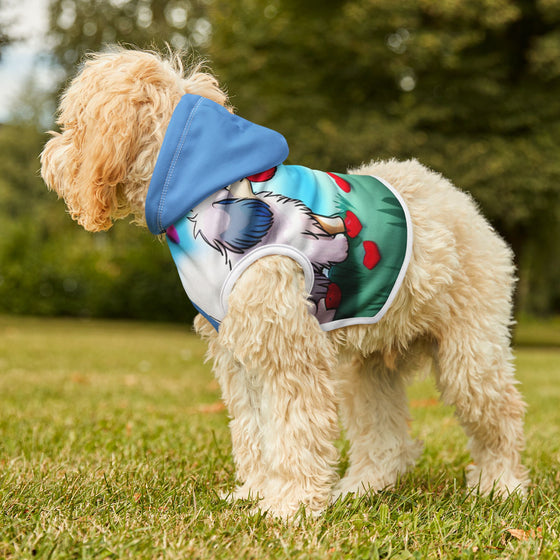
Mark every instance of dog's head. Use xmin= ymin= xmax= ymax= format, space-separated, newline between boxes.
xmin=41 ymin=47 xmax=228 ymax=231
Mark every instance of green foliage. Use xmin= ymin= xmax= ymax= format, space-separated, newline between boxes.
xmin=0 ymin=0 xmax=558 ymax=318
xmin=0 ymin=0 xmax=15 ymax=59
xmin=0 ymin=315 xmax=559 ymax=558
xmin=47 ymin=0 xmax=211 ymax=74
xmin=0 ymin=122 xmax=195 ymax=321
xmin=206 ymin=0 xmax=560 ymax=314
xmin=0 ymin=219 xmax=195 ymax=321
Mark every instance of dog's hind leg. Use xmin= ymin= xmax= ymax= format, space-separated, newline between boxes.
xmin=334 ymin=352 xmax=423 ymax=499
xmin=218 ymin=256 xmax=340 ymax=518
xmin=434 ymin=329 xmax=529 ymax=496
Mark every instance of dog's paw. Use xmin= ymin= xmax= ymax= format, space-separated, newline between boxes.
xmin=466 ymin=463 xmax=529 ymax=497
xmin=332 ymin=475 xmax=391 ymax=501
xmin=255 ymin=498 xmax=324 ymax=521
xmin=334 ymin=439 xmax=423 ymax=501
xmin=220 ymin=483 xmax=261 ymax=503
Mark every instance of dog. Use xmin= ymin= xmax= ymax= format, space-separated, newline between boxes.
xmin=41 ymin=47 xmax=529 ymax=518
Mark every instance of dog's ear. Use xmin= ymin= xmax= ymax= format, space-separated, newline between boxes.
xmin=40 ymin=49 xmax=230 ymax=232
xmin=41 ymin=85 xmax=154 ymax=231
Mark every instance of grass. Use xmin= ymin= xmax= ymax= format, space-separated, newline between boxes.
xmin=0 ymin=315 xmax=559 ymax=559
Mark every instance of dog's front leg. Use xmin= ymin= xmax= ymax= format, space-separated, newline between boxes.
xmin=194 ymin=314 xmax=268 ymax=499
xmin=218 ymin=256 xmax=340 ymax=518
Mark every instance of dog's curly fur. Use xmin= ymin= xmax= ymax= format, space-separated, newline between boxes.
xmin=41 ymin=47 xmax=529 ymax=518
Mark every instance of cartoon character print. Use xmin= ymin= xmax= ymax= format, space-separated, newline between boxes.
xmin=186 ymin=168 xmax=350 ymax=323
xmin=166 ymin=165 xmax=410 ymax=330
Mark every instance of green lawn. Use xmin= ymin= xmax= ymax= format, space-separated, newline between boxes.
xmin=1 ymin=315 xmax=559 ymax=559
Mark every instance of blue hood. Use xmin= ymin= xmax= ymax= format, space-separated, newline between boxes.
xmin=145 ymin=94 xmax=289 ymax=234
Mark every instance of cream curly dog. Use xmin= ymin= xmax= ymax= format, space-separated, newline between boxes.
xmin=41 ymin=48 xmax=529 ymax=518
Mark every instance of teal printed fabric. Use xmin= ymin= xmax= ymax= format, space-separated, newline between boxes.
xmin=165 ymin=164 xmax=412 ymax=331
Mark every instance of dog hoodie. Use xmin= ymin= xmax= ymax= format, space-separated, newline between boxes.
xmin=145 ymin=94 xmax=412 ymax=331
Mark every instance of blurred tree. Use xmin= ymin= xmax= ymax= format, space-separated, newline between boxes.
xmin=206 ymin=0 xmax=560 ymax=314
xmin=4 ymin=0 xmax=557 ymax=317
xmin=0 ymin=0 xmax=17 ymax=61
xmin=47 ymin=0 xmax=212 ymax=75
xmin=0 ymin=121 xmax=48 ymax=222
xmin=0 ymin=110 xmax=195 ymax=322
xmin=0 ymin=0 xmax=209 ymax=321
xmin=0 ymin=0 xmax=15 ymax=59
